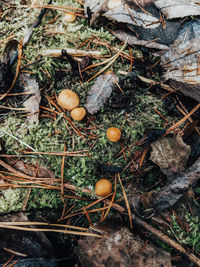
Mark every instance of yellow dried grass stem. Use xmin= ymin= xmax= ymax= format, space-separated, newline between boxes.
xmin=0 ymin=224 xmax=102 ymax=237
xmin=0 ymin=221 xmax=88 ymax=231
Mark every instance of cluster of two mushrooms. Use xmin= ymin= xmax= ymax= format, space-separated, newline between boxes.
xmin=58 ymin=89 xmax=86 ymax=121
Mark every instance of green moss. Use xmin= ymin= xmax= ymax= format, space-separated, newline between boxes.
xmin=27 ymin=188 xmax=62 ymax=210
xmin=0 ymin=188 xmax=25 ymax=213
xmin=168 ymin=205 xmax=200 ymax=252
xmin=0 ymin=0 xmax=172 ymax=220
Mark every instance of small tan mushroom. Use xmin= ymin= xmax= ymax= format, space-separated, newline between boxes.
xmin=57 ymin=89 xmax=79 ymax=111
xmin=71 ymin=107 xmax=86 ymax=121
xmin=107 ymin=127 xmax=121 ymax=142
xmin=63 ymin=12 xmax=76 ymax=23
xmin=95 ymin=179 xmax=112 ymax=197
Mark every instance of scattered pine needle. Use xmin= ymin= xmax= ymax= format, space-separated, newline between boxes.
xmin=118 ymin=173 xmax=133 ymax=228
xmin=3 ymin=248 xmax=26 ymax=257
xmin=86 ymin=41 xmax=127 ymax=83
xmin=84 ymin=208 xmax=93 ymax=225
xmin=60 ymin=191 xmax=113 ymax=221
xmin=101 ymin=175 xmax=117 ymax=222
xmin=61 ymin=143 xmax=66 ymax=196
xmin=2 ymin=254 xmax=15 ymax=267
xmin=8 ymin=259 xmax=19 ymax=267
xmin=27 ymin=4 xmax=84 ymax=12
xmin=0 ymin=221 xmax=88 ymax=231
xmin=139 ymin=146 xmax=149 ymax=168
xmin=165 ymin=103 xmax=200 ymax=136
xmin=22 ymin=151 xmax=88 ymax=156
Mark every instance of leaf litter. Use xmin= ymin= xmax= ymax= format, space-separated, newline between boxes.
xmin=85 ymin=71 xmax=118 ymax=114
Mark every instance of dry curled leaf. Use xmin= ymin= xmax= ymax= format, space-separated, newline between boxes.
xmin=155 ymin=0 xmax=200 ymax=19
xmin=104 ymin=5 xmax=160 ymax=29
xmin=150 ymin=134 xmax=191 ymax=178
xmin=85 ymin=72 xmax=118 ymax=114
xmin=84 ymin=0 xmax=185 ymax=49
xmin=161 ymin=20 xmax=200 ymax=101
xmin=6 ymin=158 xmax=55 ymax=180
xmin=113 ymin=30 xmax=169 ymax=50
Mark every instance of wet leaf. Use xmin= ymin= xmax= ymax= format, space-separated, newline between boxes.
xmin=85 ymin=72 xmax=118 ymax=114
xmin=150 ymin=134 xmax=191 ymax=178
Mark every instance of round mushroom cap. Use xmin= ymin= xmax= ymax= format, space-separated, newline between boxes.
xmin=107 ymin=127 xmax=121 ymax=142
xmin=95 ymin=179 xmax=112 ymax=197
xmin=63 ymin=12 xmax=76 ymax=23
xmin=71 ymin=107 xmax=86 ymax=121
xmin=57 ymin=89 xmax=79 ymax=111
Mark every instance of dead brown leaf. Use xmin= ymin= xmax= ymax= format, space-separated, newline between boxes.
xmin=150 ymin=134 xmax=191 ymax=178
xmin=85 ymin=71 xmax=118 ymax=114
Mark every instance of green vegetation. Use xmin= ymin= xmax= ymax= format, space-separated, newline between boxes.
xmin=0 ymin=1 xmax=170 ymax=218
xmin=169 ymin=205 xmax=200 ymax=252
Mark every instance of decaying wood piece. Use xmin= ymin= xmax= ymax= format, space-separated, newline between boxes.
xmin=105 ymin=205 xmax=200 ymax=266
xmin=41 ymin=49 xmax=102 ymax=59
xmin=134 ymin=216 xmax=200 ymax=267
xmin=75 ymin=220 xmax=172 ymax=267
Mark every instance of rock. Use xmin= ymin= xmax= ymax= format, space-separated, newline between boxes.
xmin=74 ymin=220 xmax=172 ymax=267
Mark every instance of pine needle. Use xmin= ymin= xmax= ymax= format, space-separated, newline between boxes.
xmin=101 ymin=175 xmax=117 ymax=222
xmin=165 ymin=103 xmax=200 ymax=136
xmin=86 ymin=41 xmax=127 ymax=83
xmin=118 ymin=173 xmax=133 ymax=228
